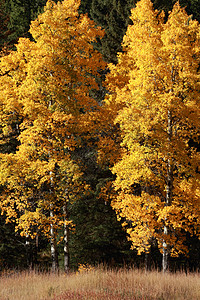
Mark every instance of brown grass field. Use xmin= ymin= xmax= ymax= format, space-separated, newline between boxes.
xmin=0 ymin=267 xmax=199 ymax=300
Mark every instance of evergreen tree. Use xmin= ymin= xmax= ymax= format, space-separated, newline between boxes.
xmin=89 ymin=0 xmax=136 ymax=64
xmin=152 ymin=0 xmax=200 ymax=22
xmin=69 ymin=192 xmax=134 ymax=268
xmin=79 ymin=0 xmax=93 ymax=16
xmin=0 ymin=213 xmax=50 ymax=270
xmin=80 ymin=0 xmax=200 ymax=65
xmin=4 ymin=0 xmax=50 ymax=43
xmin=0 ymin=0 xmax=10 ymax=51
xmin=179 ymin=0 xmax=200 ymax=22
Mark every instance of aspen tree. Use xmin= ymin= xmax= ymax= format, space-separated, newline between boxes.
xmin=106 ymin=0 xmax=200 ymax=271
xmin=0 ymin=0 xmax=105 ymax=271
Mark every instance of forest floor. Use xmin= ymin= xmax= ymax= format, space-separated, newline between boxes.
xmin=0 ymin=267 xmax=199 ymax=299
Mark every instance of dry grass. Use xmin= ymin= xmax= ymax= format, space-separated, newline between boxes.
xmin=0 ymin=267 xmax=199 ymax=300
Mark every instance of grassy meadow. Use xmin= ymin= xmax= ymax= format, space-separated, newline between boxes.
xmin=0 ymin=267 xmax=199 ymax=300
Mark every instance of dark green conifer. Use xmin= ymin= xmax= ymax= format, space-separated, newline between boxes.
xmin=89 ymin=0 xmax=136 ymax=64
xmin=81 ymin=0 xmax=200 ymax=64
xmin=4 ymin=0 xmax=49 ymax=43
xmin=0 ymin=0 xmax=10 ymax=51
xmin=152 ymin=0 xmax=200 ymax=22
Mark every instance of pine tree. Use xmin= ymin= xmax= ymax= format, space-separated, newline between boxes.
xmin=182 ymin=0 xmax=200 ymax=22
xmin=106 ymin=0 xmax=200 ymax=272
xmin=152 ymin=0 xmax=200 ymax=22
xmin=89 ymin=0 xmax=136 ymax=64
xmin=4 ymin=0 xmax=49 ymax=43
xmin=0 ymin=0 xmax=10 ymax=52
xmin=80 ymin=0 xmax=200 ymax=65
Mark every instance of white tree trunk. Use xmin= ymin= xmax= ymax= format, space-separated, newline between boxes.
xmin=63 ymin=202 xmax=70 ymax=273
xmin=50 ymin=204 xmax=59 ymax=272
xmin=162 ymin=225 xmax=168 ymax=273
xmin=163 ymin=109 xmax=173 ymax=273
xmin=48 ymin=100 xmax=59 ymax=272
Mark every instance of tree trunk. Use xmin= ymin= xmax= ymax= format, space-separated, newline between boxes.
xmin=50 ymin=205 xmax=59 ymax=272
xmin=145 ymin=251 xmax=150 ymax=271
xmin=162 ymin=225 xmax=168 ymax=273
xmin=48 ymin=100 xmax=59 ymax=272
xmin=63 ymin=202 xmax=70 ymax=273
xmin=163 ymin=109 xmax=173 ymax=273
xmin=25 ymin=234 xmax=31 ymax=269
xmin=49 ymin=165 xmax=59 ymax=272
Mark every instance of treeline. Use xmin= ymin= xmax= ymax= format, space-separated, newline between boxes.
xmin=1 ymin=1 xmax=200 ymax=60
xmin=0 ymin=0 xmax=199 ymax=273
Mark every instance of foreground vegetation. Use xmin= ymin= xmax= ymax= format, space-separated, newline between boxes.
xmin=0 ymin=0 xmax=200 ymax=274
xmin=0 ymin=267 xmax=199 ymax=300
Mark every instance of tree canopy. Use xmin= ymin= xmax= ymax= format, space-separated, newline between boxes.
xmin=0 ymin=0 xmax=200 ymax=272
xmin=106 ymin=0 xmax=200 ymax=271
xmin=0 ymin=0 xmax=106 ymax=271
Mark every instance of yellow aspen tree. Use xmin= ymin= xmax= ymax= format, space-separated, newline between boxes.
xmin=0 ymin=0 xmax=105 ymax=271
xmin=106 ymin=0 xmax=200 ymax=272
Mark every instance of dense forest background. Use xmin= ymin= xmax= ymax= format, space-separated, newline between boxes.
xmin=0 ymin=0 xmax=199 ymax=272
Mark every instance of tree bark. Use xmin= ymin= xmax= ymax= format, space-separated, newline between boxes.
xmin=49 ymin=166 xmax=59 ymax=272
xmin=163 ymin=109 xmax=173 ymax=273
xmin=63 ymin=202 xmax=70 ymax=273
xmin=162 ymin=225 xmax=168 ymax=273
xmin=48 ymin=100 xmax=59 ymax=272
xmin=50 ymin=206 xmax=59 ymax=272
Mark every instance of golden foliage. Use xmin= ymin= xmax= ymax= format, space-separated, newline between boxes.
xmin=107 ymin=0 xmax=200 ymax=256
xmin=0 ymin=0 xmax=106 ymax=240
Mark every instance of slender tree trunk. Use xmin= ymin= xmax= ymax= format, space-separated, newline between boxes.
xmin=48 ymin=100 xmax=59 ymax=272
xmin=25 ymin=234 xmax=31 ymax=268
xmin=34 ymin=234 xmax=39 ymax=269
xmin=63 ymin=202 xmax=70 ymax=273
xmin=162 ymin=225 xmax=168 ymax=273
xmin=49 ymin=170 xmax=59 ymax=272
xmin=50 ymin=205 xmax=59 ymax=272
xmin=145 ymin=251 xmax=149 ymax=271
xmin=163 ymin=109 xmax=173 ymax=273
